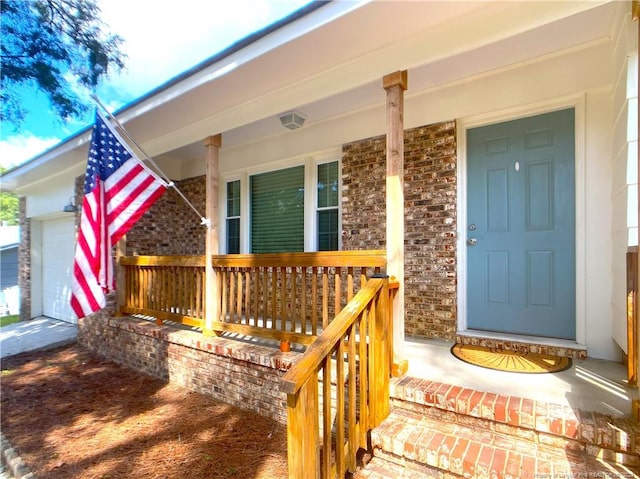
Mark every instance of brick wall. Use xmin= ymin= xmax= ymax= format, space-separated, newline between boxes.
xmin=127 ymin=176 xmax=206 ymax=255
xmin=78 ymin=313 xmax=297 ymax=424
xmin=18 ymin=197 xmax=30 ymax=321
xmin=342 ymin=121 xmax=458 ymax=340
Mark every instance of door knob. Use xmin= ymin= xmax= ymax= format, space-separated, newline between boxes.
xmin=467 ymin=238 xmax=477 ymax=246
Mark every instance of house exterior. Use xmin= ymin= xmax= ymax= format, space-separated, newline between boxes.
xmin=2 ymin=1 xmax=638 ymax=364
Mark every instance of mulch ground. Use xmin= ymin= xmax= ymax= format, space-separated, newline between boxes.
xmin=0 ymin=344 xmax=288 ymax=479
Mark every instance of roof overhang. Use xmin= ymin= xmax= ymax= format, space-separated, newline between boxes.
xmin=1 ymin=0 xmax=619 ymax=192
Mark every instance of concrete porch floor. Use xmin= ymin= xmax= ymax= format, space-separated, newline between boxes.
xmin=402 ymin=338 xmax=639 ymax=418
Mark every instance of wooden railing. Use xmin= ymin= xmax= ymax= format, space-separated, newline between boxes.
xmin=118 ymin=251 xmax=386 ymax=347
xmin=280 ymin=276 xmax=392 ymax=479
xmin=210 ymin=251 xmax=386 ymax=349
xmin=119 ymin=255 xmax=206 ymax=328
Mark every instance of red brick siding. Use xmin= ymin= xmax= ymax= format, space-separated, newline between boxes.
xmin=342 ymin=121 xmax=458 ymax=340
xmin=127 ymin=176 xmax=207 ymax=255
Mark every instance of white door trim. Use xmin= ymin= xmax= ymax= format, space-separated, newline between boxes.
xmin=456 ymin=94 xmax=586 ymax=346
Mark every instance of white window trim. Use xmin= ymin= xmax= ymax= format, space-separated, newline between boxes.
xmin=219 ymin=149 xmax=341 ymax=254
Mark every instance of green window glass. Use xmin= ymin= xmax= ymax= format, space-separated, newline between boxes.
xmin=317 ymin=162 xmax=339 ymax=251
xmin=226 ymin=180 xmax=240 ymax=254
xmin=250 ymin=165 xmax=304 ymax=253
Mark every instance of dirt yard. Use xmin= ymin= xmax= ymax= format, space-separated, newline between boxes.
xmin=0 ymin=344 xmax=288 ymax=479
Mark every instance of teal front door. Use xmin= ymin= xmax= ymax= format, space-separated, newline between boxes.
xmin=466 ymin=109 xmax=576 ymax=340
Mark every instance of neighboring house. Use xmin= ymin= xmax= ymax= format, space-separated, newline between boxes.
xmin=1 ymin=2 xmax=637 ymax=360
xmin=0 ymin=225 xmax=19 ymax=316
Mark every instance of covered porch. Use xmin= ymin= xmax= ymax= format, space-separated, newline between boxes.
xmin=78 ymin=245 xmax=639 ymax=479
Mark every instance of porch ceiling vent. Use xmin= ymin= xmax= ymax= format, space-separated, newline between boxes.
xmin=278 ymin=111 xmax=306 ymax=130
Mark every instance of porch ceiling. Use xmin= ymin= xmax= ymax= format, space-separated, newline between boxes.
xmin=4 ymin=0 xmax=619 ymax=190
xmin=158 ymin=0 xmax=617 ymax=168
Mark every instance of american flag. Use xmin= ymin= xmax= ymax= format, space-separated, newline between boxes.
xmin=71 ymin=110 xmax=168 ymax=319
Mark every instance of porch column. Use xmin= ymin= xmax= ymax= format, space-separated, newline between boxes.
xmin=634 ymin=0 xmax=640 ymax=418
xmin=204 ymin=134 xmax=222 ymax=336
xmin=383 ymin=70 xmax=408 ymax=376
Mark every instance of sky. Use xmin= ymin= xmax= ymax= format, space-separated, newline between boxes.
xmin=0 ymin=0 xmax=312 ymax=171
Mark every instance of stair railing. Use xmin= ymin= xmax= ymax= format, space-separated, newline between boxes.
xmin=280 ymin=275 xmax=391 ymax=479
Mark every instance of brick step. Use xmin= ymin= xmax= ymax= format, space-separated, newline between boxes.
xmin=362 ymin=408 xmax=640 ymax=478
xmin=390 ymin=376 xmax=640 ymax=465
xmin=354 ymin=456 xmax=442 ymax=479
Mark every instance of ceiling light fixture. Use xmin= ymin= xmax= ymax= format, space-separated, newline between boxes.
xmin=279 ymin=111 xmax=306 ymax=130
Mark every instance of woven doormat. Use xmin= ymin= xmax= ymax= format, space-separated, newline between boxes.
xmin=451 ymin=343 xmax=572 ymax=374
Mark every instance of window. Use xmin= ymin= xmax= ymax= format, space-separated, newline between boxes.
xmin=250 ymin=165 xmax=305 ymax=253
xmin=226 ymin=180 xmax=240 ymax=254
xmin=317 ymin=161 xmax=339 ymax=250
xmin=224 ymin=159 xmax=339 ymax=253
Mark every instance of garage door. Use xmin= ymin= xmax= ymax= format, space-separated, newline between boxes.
xmin=42 ymin=217 xmax=76 ymax=323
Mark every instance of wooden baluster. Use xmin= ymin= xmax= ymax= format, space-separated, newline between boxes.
xmin=173 ymin=266 xmax=178 ymax=313
xmin=348 ymin=324 xmax=357 ymax=471
xmin=236 ymin=268 xmax=241 ymax=323
xmin=221 ymin=269 xmax=228 ymax=322
xmin=347 ymin=267 xmax=354 ymax=303
xmin=334 ymin=267 xmax=342 ymax=319
xmin=322 ymin=268 xmax=329 ymax=329
xmin=358 ymin=314 xmax=369 ymax=447
xmin=189 ymin=267 xmax=195 ymax=317
xmin=143 ymin=267 xmax=148 ymax=311
xmin=271 ymin=268 xmax=277 ymax=330
xmin=311 ymin=267 xmax=318 ymax=335
xmin=301 ymin=267 xmax=307 ymax=335
xmin=336 ymin=337 xmax=345 ymax=478
xmin=253 ymin=267 xmax=260 ymax=327
xmin=235 ymin=268 xmax=241 ymax=321
xmin=157 ymin=267 xmax=165 ymax=325
xmin=262 ymin=267 xmax=269 ymax=329
xmin=196 ymin=268 xmax=203 ymax=321
xmin=244 ymin=269 xmax=250 ymax=325
xmin=280 ymin=266 xmax=287 ymax=332
xmin=229 ymin=268 xmax=236 ymax=320
xmin=322 ymin=355 xmax=332 ymax=479
xmin=291 ymin=267 xmax=298 ymax=332
xmin=149 ymin=267 xmax=154 ymax=312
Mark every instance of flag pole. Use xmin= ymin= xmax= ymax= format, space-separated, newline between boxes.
xmin=91 ymin=95 xmax=210 ymax=228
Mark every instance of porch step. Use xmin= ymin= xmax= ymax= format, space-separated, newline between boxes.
xmin=359 ymin=408 xmax=640 ymax=478
xmin=354 ymin=377 xmax=640 ymax=478
xmin=389 ymin=377 xmax=640 ymax=466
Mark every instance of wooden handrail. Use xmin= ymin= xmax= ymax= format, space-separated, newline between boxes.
xmin=120 ymin=255 xmax=206 ymax=266
xmin=211 ymin=250 xmax=386 ymax=268
xmin=280 ymin=276 xmax=391 ymax=479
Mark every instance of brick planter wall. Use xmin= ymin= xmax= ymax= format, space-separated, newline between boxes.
xmin=78 ymin=313 xmax=298 ymax=424
xmin=342 ymin=121 xmax=458 ymax=340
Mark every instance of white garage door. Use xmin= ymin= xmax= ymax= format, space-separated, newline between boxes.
xmin=42 ymin=217 xmax=76 ymax=323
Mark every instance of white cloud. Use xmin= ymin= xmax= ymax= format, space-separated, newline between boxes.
xmin=1 ymin=0 xmax=311 ymax=170
xmin=98 ymin=0 xmax=309 ymax=100
xmin=0 ymin=135 xmax=61 ymax=170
